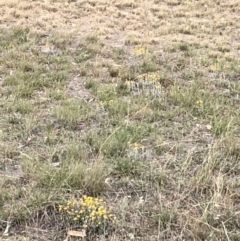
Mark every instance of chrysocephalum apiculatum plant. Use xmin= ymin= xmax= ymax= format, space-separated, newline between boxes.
xmin=59 ymin=195 xmax=116 ymax=235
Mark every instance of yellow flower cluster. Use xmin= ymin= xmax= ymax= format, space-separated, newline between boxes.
xmin=196 ymin=99 xmax=203 ymax=105
xmin=59 ymin=196 xmax=116 ymax=230
xmin=210 ymin=63 xmax=219 ymax=71
xmin=125 ymin=79 xmax=135 ymax=87
xmin=155 ymin=84 xmax=162 ymax=89
xmin=129 ymin=142 xmax=145 ymax=151
xmin=131 ymin=46 xmax=146 ymax=55
xmin=136 ymin=73 xmax=161 ymax=84
xmin=122 ymin=72 xmax=163 ymax=97
xmin=127 ymin=142 xmax=151 ymax=160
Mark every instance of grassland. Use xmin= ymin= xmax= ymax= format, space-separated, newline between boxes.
xmin=0 ymin=0 xmax=240 ymax=240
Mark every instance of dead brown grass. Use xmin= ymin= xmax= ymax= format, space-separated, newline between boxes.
xmin=0 ymin=0 xmax=239 ymax=56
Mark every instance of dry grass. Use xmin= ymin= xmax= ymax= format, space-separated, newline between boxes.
xmin=0 ymin=0 xmax=240 ymax=240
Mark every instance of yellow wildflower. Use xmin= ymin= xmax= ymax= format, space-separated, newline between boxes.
xmin=196 ymin=99 xmax=203 ymax=105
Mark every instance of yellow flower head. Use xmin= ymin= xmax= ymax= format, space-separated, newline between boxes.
xmin=196 ymin=99 xmax=203 ymax=105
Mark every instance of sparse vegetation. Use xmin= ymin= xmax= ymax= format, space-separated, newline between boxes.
xmin=0 ymin=0 xmax=239 ymax=240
